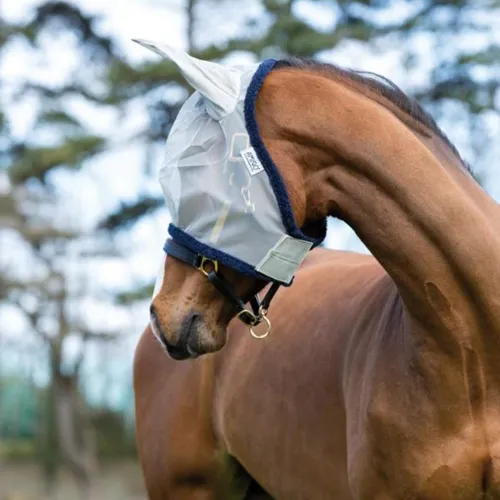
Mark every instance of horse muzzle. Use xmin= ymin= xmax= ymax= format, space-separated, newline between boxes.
xmin=150 ymin=307 xmax=221 ymax=360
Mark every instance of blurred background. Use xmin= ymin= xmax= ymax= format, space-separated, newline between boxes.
xmin=0 ymin=0 xmax=499 ymax=498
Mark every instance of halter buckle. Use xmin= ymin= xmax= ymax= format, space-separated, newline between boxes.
xmin=196 ymin=256 xmax=219 ymax=277
xmin=237 ymin=309 xmax=259 ymax=326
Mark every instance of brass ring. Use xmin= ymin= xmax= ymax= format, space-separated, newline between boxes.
xmin=250 ymin=314 xmax=271 ymax=339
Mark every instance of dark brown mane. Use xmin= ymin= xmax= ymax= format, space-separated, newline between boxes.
xmin=275 ymin=57 xmax=473 ymax=174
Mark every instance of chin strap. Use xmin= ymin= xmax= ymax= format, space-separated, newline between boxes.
xmin=163 ymin=238 xmax=281 ymax=339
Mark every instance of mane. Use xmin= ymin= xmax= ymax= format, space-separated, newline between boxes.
xmin=274 ymin=57 xmax=473 ymax=174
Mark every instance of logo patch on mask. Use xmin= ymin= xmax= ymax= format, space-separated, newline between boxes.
xmin=240 ymin=147 xmax=264 ymax=176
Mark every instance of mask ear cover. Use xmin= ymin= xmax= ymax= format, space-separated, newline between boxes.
xmin=133 ymin=38 xmax=241 ymax=120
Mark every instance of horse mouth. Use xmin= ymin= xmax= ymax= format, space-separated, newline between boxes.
xmin=150 ymin=309 xmax=205 ymax=360
xmin=166 ymin=341 xmax=196 ymax=360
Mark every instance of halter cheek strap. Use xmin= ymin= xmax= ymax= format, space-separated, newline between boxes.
xmin=163 ymin=238 xmax=281 ymax=338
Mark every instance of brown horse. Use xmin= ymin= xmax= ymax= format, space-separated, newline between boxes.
xmin=134 ymin=57 xmax=500 ymax=499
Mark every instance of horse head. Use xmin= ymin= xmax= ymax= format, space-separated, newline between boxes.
xmin=136 ymin=40 xmax=324 ymax=359
xmin=137 ymin=40 xmax=499 ymax=362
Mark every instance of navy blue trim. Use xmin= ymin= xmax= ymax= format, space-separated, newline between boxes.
xmin=167 ymin=224 xmax=291 ymax=285
xmin=244 ymin=59 xmax=327 ymax=247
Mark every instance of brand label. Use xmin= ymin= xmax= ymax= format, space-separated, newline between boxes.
xmin=240 ymin=147 xmax=265 ymax=176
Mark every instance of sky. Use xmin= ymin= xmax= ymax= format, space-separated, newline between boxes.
xmin=1 ymin=0 xmax=500 ymax=406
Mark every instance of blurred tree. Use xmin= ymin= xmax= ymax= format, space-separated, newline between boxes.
xmin=1 ymin=161 xmax=121 ymax=498
xmin=1 ymin=2 xmax=125 ymax=498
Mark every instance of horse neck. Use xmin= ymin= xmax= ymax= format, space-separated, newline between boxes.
xmin=258 ymin=69 xmax=500 ymax=350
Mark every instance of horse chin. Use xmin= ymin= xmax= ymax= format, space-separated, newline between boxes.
xmin=163 ymin=335 xmax=224 ymax=360
xmin=185 ymin=322 xmax=227 ymax=358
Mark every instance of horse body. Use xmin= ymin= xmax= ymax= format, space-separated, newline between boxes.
xmin=136 ymin=248 xmax=500 ymax=499
xmin=132 ymin=51 xmax=500 ymax=499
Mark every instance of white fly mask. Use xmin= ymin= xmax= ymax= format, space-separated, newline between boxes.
xmin=135 ymin=40 xmax=326 ymax=285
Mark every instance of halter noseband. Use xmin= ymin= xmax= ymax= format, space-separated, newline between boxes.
xmin=164 ymin=239 xmax=281 ymax=339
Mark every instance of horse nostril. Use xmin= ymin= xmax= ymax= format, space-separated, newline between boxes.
xmin=180 ymin=311 xmax=203 ymax=351
xmin=187 ymin=311 xmax=201 ymax=331
xmin=183 ymin=312 xmax=201 ymax=337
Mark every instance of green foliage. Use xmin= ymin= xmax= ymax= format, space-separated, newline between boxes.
xmin=36 ymin=109 xmax=84 ymax=130
xmin=116 ymin=283 xmax=155 ymax=304
xmin=24 ymin=1 xmax=116 ymax=60
xmin=100 ymin=196 xmax=164 ymax=230
xmin=9 ymin=135 xmax=105 ymax=184
xmin=107 ymin=59 xmax=187 ymax=100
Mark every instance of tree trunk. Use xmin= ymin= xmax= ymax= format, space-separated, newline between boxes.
xmin=54 ymin=372 xmax=97 ymax=500
xmin=39 ymin=382 xmax=59 ymax=498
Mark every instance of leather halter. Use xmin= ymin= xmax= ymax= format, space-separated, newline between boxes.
xmin=164 ymin=238 xmax=281 ymax=338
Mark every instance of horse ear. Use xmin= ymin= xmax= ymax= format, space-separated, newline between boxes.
xmin=133 ymin=38 xmax=240 ymax=120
